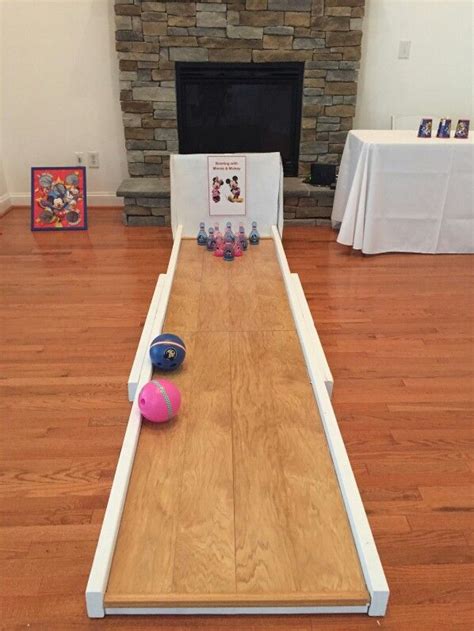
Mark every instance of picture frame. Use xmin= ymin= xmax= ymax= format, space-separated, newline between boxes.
xmin=208 ymin=156 xmax=246 ymax=217
xmin=454 ymin=119 xmax=470 ymax=139
xmin=417 ymin=118 xmax=432 ymax=138
xmin=31 ymin=166 xmax=88 ymax=231
xmin=436 ymin=118 xmax=452 ymax=139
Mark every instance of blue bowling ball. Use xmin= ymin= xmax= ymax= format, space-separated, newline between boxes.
xmin=149 ymin=333 xmax=186 ymax=371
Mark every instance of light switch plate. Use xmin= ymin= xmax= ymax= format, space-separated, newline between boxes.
xmin=88 ymin=152 xmax=100 ymax=168
xmin=398 ymin=40 xmax=411 ymax=59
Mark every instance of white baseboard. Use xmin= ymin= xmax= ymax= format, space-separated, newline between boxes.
xmin=0 ymin=193 xmax=11 ymax=215
xmin=6 ymin=192 xmax=124 ymax=208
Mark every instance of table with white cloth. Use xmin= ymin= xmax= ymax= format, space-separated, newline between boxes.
xmin=331 ymin=130 xmax=474 ymax=254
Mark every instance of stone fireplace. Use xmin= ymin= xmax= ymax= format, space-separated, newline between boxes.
xmin=115 ymin=0 xmax=364 ymax=225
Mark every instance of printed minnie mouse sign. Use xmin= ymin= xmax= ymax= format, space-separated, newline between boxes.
xmin=31 ymin=166 xmax=88 ymax=231
xmin=208 ymin=156 xmax=246 ymax=216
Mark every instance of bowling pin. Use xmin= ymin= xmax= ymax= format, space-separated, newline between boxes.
xmin=238 ymin=222 xmax=248 ymax=250
xmin=249 ymin=221 xmax=260 ymax=245
xmin=197 ymin=222 xmax=207 ymax=246
xmin=207 ymin=226 xmax=217 ymax=251
xmin=214 ymin=222 xmax=223 ymax=246
xmin=233 ymin=239 xmax=243 ymax=257
xmin=224 ymin=221 xmax=235 ymax=242
xmin=223 ymin=241 xmax=234 ymax=261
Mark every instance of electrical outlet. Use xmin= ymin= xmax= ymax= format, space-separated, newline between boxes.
xmin=398 ymin=40 xmax=411 ymax=59
xmin=75 ymin=152 xmax=84 ymax=166
xmin=88 ymin=151 xmax=100 ymax=168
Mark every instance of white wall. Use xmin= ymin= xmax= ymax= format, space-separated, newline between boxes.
xmin=0 ymin=0 xmax=127 ymax=206
xmin=0 ymin=160 xmax=8 ymax=214
xmin=356 ymin=0 xmax=473 ymax=129
xmin=0 ymin=0 xmax=9 ymax=213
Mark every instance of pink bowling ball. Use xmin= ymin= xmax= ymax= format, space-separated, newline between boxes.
xmin=138 ymin=379 xmax=181 ymax=423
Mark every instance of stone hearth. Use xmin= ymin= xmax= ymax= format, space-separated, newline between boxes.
xmin=115 ymin=0 xmax=364 ymax=225
xmin=118 ymin=176 xmax=335 ymax=226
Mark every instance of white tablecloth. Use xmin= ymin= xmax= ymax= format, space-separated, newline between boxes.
xmin=332 ymin=130 xmax=474 ymax=254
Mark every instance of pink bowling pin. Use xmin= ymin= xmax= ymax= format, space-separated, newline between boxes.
xmin=233 ymin=239 xmax=243 ymax=257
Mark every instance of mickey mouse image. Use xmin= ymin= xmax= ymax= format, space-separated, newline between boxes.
xmin=225 ymin=175 xmax=243 ymax=203
xmin=38 ymin=182 xmax=67 ymax=217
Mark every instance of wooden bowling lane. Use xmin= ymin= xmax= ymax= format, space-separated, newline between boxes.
xmin=104 ymin=238 xmax=369 ymax=608
xmin=164 ymin=239 xmax=295 ymax=334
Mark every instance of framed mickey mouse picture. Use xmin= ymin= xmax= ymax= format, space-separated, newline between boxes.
xmin=31 ymin=166 xmax=88 ymax=231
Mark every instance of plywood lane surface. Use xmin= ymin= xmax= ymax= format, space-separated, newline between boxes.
xmin=105 ymin=239 xmax=369 ymax=608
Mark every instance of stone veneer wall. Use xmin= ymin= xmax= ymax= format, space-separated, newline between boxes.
xmin=115 ymin=0 xmax=364 ymax=179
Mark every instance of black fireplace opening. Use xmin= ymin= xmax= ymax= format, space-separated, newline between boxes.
xmin=175 ymin=62 xmax=304 ymax=177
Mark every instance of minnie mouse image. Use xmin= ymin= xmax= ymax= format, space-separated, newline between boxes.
xmin=211 ymin=177 xmax=224 ymax=203
xmin=225 ymin=175 xmax=244 ymax=203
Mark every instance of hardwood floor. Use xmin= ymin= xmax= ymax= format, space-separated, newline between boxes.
xmin=1 ymin=207 xmax=473 ymax=630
